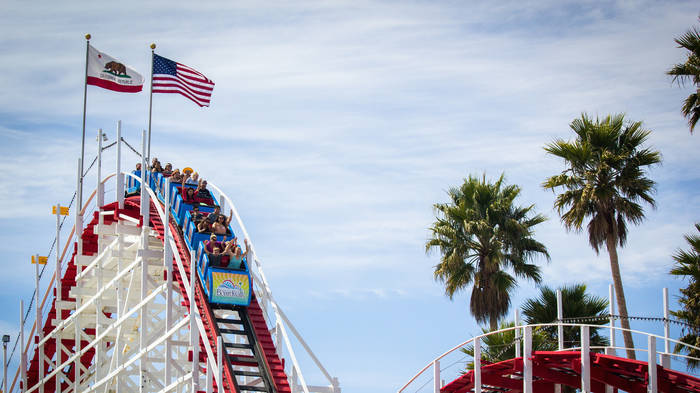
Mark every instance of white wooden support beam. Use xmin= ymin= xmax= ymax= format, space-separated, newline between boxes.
xmin=555 ymin=291 xmax=563 ymax=393
xmin=608 ymin=284 xmax=616 ymax=356
xmin=581 ymin=325 xmax=590 ymax=393
xmin=662 ymin=288 xmax=670 ymax=369
xmin=55 ymin=204 xmax=62 ymax=393
xmin=115 ymin=231 xmax=123 ymax=393
xmin=557 ymin=289 xmax=564 ymax=350
xmin=432 ymin=359 xmax=440 ymax=393
xmin=523 ymin=326 xmax=532 ymax=393
xmin=648 ymin=335 xmax=657 ymax=393
xmin=140 ymin=203 xmax=149 ymax=393
xmin=473 ymin=337 xmax=481 ymax=393
xmin=291 ymin=367 xmax=298 ymax=393
xmin=73 ymin=290 xmax=81 ymax=393
xmin=206 ymin=358 xmax=213 ymax=393
xmin=35 ymin=254 xmax=44 ymax=393
xmin=217 ymin=337 xmax=223 ymax=393
xmin=95 ymin=241 xmax=103 ymax=386
xmin=514 ymin=309 xmax=521 ymax=359
xmin=275 ymin=321 xmax=283 ymax=360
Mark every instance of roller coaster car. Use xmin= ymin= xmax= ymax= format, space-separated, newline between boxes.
xmin=177 ymin=185 xmax=252 ymax=307
xmin=195 ymin=241 xmax=253 ymax=307
xmin=142 ymin=171 xmax=253 ymax=307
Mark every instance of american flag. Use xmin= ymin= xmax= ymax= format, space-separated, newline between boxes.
xmin=152 ymin=54 xmax=215 ymax=107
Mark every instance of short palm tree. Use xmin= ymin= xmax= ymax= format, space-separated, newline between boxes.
xmin=670 ymin=224 xmax=700 ymax=370
xmin=521 ymin=284 xmax=609 ymax=350
xmin=543 ymin=113 xmax=661 ymax=359
xmin=427 ymin=174 xmax=550 ymax=331
xmin=667 ymin=26 xmax=700 ymax=133
xmin=461 ymin=321 xmax=553 ymax=369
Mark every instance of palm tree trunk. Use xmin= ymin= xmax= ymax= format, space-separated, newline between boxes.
xmin=606 ymin=234 xmax=636 ymax=360
xmin=489 ymin=315 xmax=498 ymax=332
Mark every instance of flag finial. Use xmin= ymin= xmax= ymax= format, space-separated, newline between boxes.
xmin=150 ymin=43 xmax=156 ymax=50
xmin=85 ymin=33 xmax=91 ymax=40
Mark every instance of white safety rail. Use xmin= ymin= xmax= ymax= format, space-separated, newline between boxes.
xmin=205 ymin=182 xmax=341 ymax=393
xmin=9 ymin=123 xmax=340 ymax=393
xmin=398 ymin=320 xmax=700 ymax=393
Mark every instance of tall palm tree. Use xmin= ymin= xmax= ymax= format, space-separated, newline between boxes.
xmin=426 ymin=174 xmax=550 ymax=330
xmin=543 ymin=113 xmax=661 ymax=359
xmin=670 ymin=224 xmax=700 ymax=370
xmin=521 ymin=284 xmax=609 ymax=350
xmin=667 ymin=26 xmax=700 ymax=133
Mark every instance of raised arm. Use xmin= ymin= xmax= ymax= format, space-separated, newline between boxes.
xmin=242 ymin=238 xmax=250 ymax=258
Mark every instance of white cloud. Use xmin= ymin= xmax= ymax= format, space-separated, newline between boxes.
xmin=2 ymin=1 xmax=700 ymax=391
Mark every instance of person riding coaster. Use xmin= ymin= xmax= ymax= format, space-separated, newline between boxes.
xmin=156 ymin=161 xmax=252 ymax=306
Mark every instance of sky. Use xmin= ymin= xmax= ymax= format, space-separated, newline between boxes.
xmin=1 ymin=1 xmax=700 ymax=392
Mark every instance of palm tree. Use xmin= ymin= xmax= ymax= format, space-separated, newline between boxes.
xmin=667 ymin=26 xmax=700 ymax=133
xmin=461 ymin=321 xmax=553 ymax=369
xmin=543 ymin=113 xmax=661 ymax=359
xmin=521 ymin=284 xmax=609 ymax=350
xmin=426 ymin=174 xmax=550 ymax=330
xmin=670 ymin=224 xmax=700 ymax=370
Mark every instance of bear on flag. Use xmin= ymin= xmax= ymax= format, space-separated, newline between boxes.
xmin=86 ymin=44 xmax=144 ymax=93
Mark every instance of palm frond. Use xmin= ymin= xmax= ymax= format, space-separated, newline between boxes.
xmin=544 ymin=113 xmax=659 ymax=251
xmin=427 ymin=173 xmax=549 ymax=327
xmin=668 ymin=26 xmax=700 ymax=132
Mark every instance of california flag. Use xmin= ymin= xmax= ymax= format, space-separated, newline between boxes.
xmin=86 ymin=44 xmax=144 ymax=93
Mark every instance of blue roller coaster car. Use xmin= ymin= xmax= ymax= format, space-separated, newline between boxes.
xmin=141 ymin=171 xmax=253 ymax=307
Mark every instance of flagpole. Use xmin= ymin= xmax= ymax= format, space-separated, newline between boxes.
xmin=79 ymin=33 xmax=91 ymax=212
xmin=147 ymin=43 xmax=155 ymax=166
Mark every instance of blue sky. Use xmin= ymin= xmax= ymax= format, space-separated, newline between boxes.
xmin=1 ymin=1 xmax=700 ymax=392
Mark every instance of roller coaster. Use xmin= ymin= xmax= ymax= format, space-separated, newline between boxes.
xmin=5 ymin=126 xmax=340 ymax=393
xmin=6 ymin=124 xmax=700 ymax=393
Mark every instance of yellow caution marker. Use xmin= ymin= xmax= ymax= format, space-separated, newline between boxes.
xmin=31 ymin=256 xmax=48 ymax=265
xmin=52 ymin=206 xmax=70 ymax=216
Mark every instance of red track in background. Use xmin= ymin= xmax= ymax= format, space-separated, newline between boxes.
xmin=441 ymin=351 xmax=700 ymax=393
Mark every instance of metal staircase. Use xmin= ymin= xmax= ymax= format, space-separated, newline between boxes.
xmin=211 ymin=304 xmax=276 ymax=392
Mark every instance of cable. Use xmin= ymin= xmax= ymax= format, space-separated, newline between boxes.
xmin=6 ymin=189 xmax=77 ymax=368
xmin=560 ymin=314 xmax=698 ymax=330
xmin=121 ymin=137 xmax=142 ymax=157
